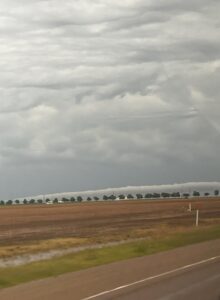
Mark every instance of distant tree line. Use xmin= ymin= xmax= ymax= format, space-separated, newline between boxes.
xmin=0 ymin=189 xmax=219 ymax=205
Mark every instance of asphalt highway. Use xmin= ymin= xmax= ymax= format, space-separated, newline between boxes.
xmin=0 ymin=239 xmax=219 ymax=300
xmin=87 ymin=256 xmax=220 ymax=300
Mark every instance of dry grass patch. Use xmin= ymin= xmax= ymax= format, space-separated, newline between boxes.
xmin=0 ymin=237 xmax=88 ymax=258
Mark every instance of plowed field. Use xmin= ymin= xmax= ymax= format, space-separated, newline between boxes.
xmin=0 ymin=198 xmax=220 ymax=245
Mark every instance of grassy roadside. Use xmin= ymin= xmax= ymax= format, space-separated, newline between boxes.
xmin=0 ymin=224 xmax=220 ymax=289
xmin=0 ymin=237 xmax=89 ymax=258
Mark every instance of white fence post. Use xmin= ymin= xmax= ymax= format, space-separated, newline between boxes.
xmin=196 ymin=209 xmax=199 ymax=227
xmin=188 ymin=203 xmax=192 ymax=212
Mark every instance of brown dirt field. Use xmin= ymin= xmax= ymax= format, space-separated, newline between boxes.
xmin=0 ymin=198 xmax=220 ymax=247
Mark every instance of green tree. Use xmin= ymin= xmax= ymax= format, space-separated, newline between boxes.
xmin=118 ymin=194 xmax=125 ymax=199
xmin=183 ymin=193 xmax=190 ymax=199
xmin=145 ymin=193 xmax=152 ymax=198
xmin=94 ymin=196 xmax=99 ymax=201
xmin=214 ymin=190 xmax=219 ymax=196
xmin=136 ymin=194 xmax=143 ymax=199
xmin=127 ymin=194 xmax=134 ymax=199
xmin=70 ymin=197 xmax=75 ymax=202
xmin=153 ymin=193 xmax=160 ymax=198
xmin=193 ymin=191 xmax=200 ymax=197
xmin=161 ymin=192 xmax=170 ymax=198
xmin=109 ymin=194 xmax=116 ymax=200
xmin=62 ymin=197 xmax=69 ymax=202
xmin=171 ymin=192 xmax=180 ymax=198
xmin=77 ymin=196 xmax=83 ymax=202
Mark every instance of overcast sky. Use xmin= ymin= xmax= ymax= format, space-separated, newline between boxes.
xmin=0 ymin=0 xmax=220 ymax=199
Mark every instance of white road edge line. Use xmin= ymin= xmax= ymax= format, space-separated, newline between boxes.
xmin=81 ymin=255 xmax=220 ymax=300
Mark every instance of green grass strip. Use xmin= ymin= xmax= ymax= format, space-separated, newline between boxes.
xmin=0 ymin=225 xmax=220 ymax=289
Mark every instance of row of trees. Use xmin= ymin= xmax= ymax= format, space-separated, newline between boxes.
xmin=1 ymin=190 xmax=219 ymax=205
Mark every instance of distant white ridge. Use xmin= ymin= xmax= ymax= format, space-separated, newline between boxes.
xmin=11 ymin=181 xmax=220 ymax=203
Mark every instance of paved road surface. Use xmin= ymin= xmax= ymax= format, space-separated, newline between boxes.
xmin=0 ymin=239 xmax=220 ymax=300
xmin=89 ymin=256 xmax=220 ymax=300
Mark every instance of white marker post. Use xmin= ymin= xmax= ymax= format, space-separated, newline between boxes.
xmin=196 ymin=209 xmax=199 ymax=227
xmin=188 ymin=203 xmax=192 ymax=212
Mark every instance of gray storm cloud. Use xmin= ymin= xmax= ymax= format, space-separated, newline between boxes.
xmin=0 ymin=0 xmax=220 ymax=199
